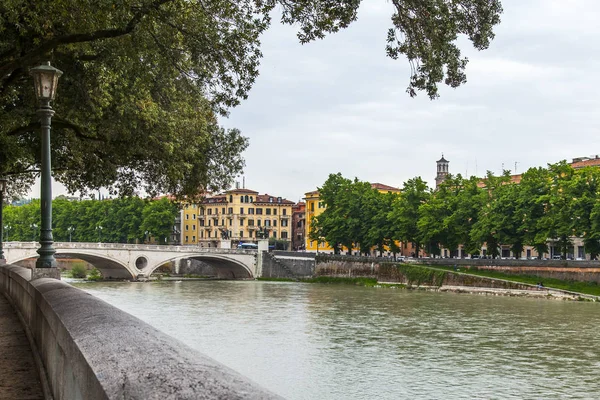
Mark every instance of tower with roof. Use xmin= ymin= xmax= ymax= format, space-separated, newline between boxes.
xmin=435 ymin=154 xmax=449 ymax=188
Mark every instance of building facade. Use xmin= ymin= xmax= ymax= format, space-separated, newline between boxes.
xmin=291 ymin=202 xmax=306 ymax=251
xmin=181 ymin=188 xmax=294 ymax=249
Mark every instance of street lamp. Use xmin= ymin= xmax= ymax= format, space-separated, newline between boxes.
xmin=0 ymin=177 xmax=6 ymax=261
xmin=96 ymin=225 xmax=103 ymax=243
xmin=30 ymin=61 xmax=63 ymax=268
xmin=68 ymin=226 xmax=74 ymax=242
xmin=4 ymin=225 xmax=11 ymax=242
xmin=145 ymin=230 xmax=151 ymax=244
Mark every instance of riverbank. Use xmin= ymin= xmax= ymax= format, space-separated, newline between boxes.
xmin=257 ymin=276 xmax=599 ymax=301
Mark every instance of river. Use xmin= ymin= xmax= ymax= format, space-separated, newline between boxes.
xmin=72 ymin=280 xmax=600 ymax=399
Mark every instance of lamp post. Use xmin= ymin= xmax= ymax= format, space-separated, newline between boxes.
xmin=30 ymin=61 xmax=62 ymax=268
xmin=68 ymin=226 xmax=74 ymax=242
xmin=0 ymin=177 xmax=6 ymax=262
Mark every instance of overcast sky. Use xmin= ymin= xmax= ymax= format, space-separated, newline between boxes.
xmin=221 ymin=0 xmax=600 ymax=202
xmin=36 ymin=0 xmax=600 ymax=202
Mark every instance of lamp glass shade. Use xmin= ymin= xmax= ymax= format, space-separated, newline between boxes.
xmin=30 ymin=62 xmax=63 ymax=101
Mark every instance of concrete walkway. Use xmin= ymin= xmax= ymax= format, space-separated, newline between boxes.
xmin=0 ymin=294 xmax=44 ymax=399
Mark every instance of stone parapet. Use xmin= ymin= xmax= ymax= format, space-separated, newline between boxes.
xmin=0 ymin=264 xmax=281 ymax=400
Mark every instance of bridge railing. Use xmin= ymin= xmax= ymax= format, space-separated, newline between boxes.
xmin=3 ymin=241 xmax=258 ymax=255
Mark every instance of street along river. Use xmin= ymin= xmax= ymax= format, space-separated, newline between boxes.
xmin=73 ymin=280 xmax=600 ymax=399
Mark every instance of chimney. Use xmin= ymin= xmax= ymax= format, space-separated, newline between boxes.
xmin=235 ymin=181 xmax=240 ymax=189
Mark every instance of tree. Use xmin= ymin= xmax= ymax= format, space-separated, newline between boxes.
xmin=0 ymin=0 xmax=503 ymax=198
xmin=389 ymin=177 xmax=430 ymax=257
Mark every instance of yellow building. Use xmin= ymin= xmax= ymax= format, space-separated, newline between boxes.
xmin=182 ymin=188 xmax=295 ymax=248
xmin=304 ymin=183 xmax=402 ymax=253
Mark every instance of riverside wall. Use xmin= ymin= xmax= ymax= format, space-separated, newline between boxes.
xmin=314 ymin=256 xmax=548 ymax=291
xmin=0 ymin=264 xmax=280 ymax=400
xmin=411 ymin=258 xmax=600 ymax=284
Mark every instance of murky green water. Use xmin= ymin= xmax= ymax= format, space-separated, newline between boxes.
xmin=72 ymin=280 xmax=600 ymax=399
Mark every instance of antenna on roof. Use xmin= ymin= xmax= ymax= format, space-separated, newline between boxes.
xmin=514 ymin=161 xmax=518 ymax=174
xmin=243 ymin=176 xmax=245 ymax=189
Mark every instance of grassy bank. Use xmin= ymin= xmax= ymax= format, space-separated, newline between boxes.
xmin=428 ymin=265 xmax=600 ymax=297
xmin=257 ymin=276 xmax=379 ymax=286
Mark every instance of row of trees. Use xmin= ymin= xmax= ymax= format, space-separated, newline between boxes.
xmin=310 ymin=162 xmax=600 ymax=259
xmin=2 ymin=197 xmax=178 ymax=244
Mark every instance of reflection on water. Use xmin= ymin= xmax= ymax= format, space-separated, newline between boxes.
xmin=73 ymin=280 xmax=600 ymax=399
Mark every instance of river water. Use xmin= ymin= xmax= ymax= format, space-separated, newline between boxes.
xmin=72 ymin=280 xmax=600 ymax=399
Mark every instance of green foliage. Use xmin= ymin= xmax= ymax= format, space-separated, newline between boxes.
xmin=3 ymin=197 xmax=178 ymax=243
xmin=70 ymin=263 xmax=88 ymax=278
xmin=0 ymin=0 xmax=502 ymax=199
xmin=302 ymin=276 xmax=378 ymax=286
xmin=395 ymin=264 xmax=446 ymax=287
xmin=87 ymin=268 xmax=102 ymax=281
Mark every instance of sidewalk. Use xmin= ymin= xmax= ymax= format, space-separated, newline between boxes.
xmin=0 ymin=294 xmax=44 ymax=399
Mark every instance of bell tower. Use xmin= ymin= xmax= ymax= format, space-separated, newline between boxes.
xmin=435 ymin=154 xmax=449 ymax=188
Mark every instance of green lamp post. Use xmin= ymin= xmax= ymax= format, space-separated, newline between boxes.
xmin=0 ymin=177 xmax=6 ymax=262
xmin=30 ymin=61 xmax=63 ymax=268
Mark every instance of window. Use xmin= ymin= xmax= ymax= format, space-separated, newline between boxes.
xmin=318 ymin=202 xmax=324 ymax=209
xmin=281 ymin=220 xmax=288 ymax=227
xmin=283 ymin=209 xmax=287 ymax=216
xmin=269 ymin=197 xmax=273 ymax=203
xmin=185 ymin=225 xmax=189 ymax=231
xmin=273 ymin=209 xmax=277 ymax=215
xmin=192 ymin=225 xmax=195 ymax=230
xmin=310 ymin=202 xmax=314 ymax=212
xmin=222 ymin=207 xmax=225 ymax=214
xmin=240 ymin=207 xmax=244 ymax=214
xmin=249 ymin=208 xmax=255 ymax=215
xmin=265 ymin=220 xmax=271 ymax=227
xmin=201 ymin=231 xmax=204 ymax=238
xmin=228 ymin=207 xmax=233 ymax=214
xmin=200 ymin=208 xmax=204 ymax=215
xmin=273 ymin=220 xmax=277 ymax=227
xmin=229 ymin=195 xmax=233 ymax=202
xmin=185 ymin=236 xmax=189 ymax=242
xmin=248 ymin=230 xmax=253 ymax=238
xmin=186 ymin=214 xmax=189 ymax=220
xmin=256 ymin=208 xmax=263 ymax=215
xmin=266 ymin=208 xmax=271 ymax=215
xmin=248 ymin=220 xmax=254 ymax=226
xmin=192 ymin=236 xmax=196 ymax=242
xmin=193 ymin=214 xmax=196 ymax=220
xmin=240 ymin=219 xmax=244 ymax=226
xmin=272 ymin=231 xmax=277 ymax=238
xmin=250 ymin=196 xmax=253 ymax=203
xmin=239 ymin=231 xmax=243 ymax=238
xmin=221 ymin=219 xmax=225 ymax=226
xmin=208 ymin=231 xmax=211 ymax=238
xmin=257 ymin=220 xmax=262 ymax=226
xmin=200 ymin=220 xmax=204 ymax=227
xmin=208 ymin=209 xmax=212 ymax=215
xmin=228 ymin=219 xmax=232 ymax=226
xmin=282 ymin=232 xmax=288 ymax=239
xmin=244 ymin=195 xmax=249 ymax=203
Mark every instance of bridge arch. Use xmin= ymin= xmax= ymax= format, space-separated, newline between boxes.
xmin=10 ymin=250 xmax=136 ymax=280
xmin=146 ymin=254 xmax=254 ymax=279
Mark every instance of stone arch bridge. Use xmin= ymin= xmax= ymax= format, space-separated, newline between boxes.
xmin=3 ymin=242 xmax=261 ymax=280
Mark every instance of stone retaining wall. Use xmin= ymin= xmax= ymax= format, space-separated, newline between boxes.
xmin=0 ymin=264 xmax=280 ymax=400
xmin=412 ymin=258 xmax=600 ymax=283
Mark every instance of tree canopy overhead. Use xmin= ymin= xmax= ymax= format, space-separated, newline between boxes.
xmin=0 ymin=0 xmax=503 ymax=199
